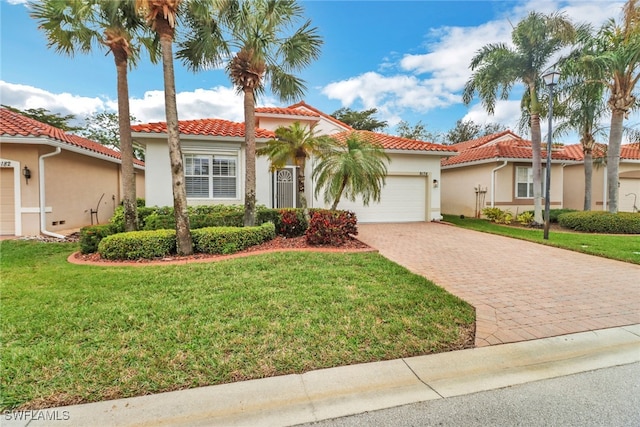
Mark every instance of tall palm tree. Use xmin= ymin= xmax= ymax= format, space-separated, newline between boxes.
xmin=256 ymin=121 xmax=331 ymax=218
xmin=463 ymin=12 xmax=577 ymax=225
xmin=30 ymin=0 xmax=156 ymax=232
xmin=179 ymin=0 xmax=322 ymax=226
xmin=578 ymin=0 xmax=640 ymax=213
xmin=313 ymin=132 xmax=389 ymax=211
xmin=558 ymin=43 xmax=608 ymax=211
xmin=137 ymin=0 xmax=193 ymax=254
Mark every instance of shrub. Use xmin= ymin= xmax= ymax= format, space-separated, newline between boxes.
xmin=192 ymin=222 xmax=276 ymax=254
xmin=516 ymin=211 xmax=534 ymax=226
xmin=276 ymin=209 xmax=308 ymax=237
xmin=79 ymin=224 xmax=117 ymax=254
xmin=481 ymin=207 xmax=512 ymax=224
xmin=558 ymin=211 xmax=640 ymax=234
xmin=306 ymin=210 xmax=358 ymax=246
xmin=524 ymin=208 xmax=577 ymax=223
xmin=98 ymin=229 xmax=177 ymax=260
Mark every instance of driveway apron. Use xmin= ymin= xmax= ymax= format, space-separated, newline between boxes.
xmin=357 ymin=222 xmax=640 ymax=347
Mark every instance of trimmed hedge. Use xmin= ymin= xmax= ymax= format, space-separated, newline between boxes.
xmin=306 ymin=210 xmax=358 ymax=246
xmin=558 ymin=211 xmax=640 ymax=234
xmin=192 ymin=222 xmax=276 ymax=254
xmin=97 ymin=223 xmax=277 ymax=260
xmin=524 ymin=208 xmax=577 ymax=223
xmin=98 ymin=229 xmax=177 ymax=260
xmin=79 ymin=224 xmax=117 ymax=254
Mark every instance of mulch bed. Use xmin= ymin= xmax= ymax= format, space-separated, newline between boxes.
xmin=70 ymin=236 xmax=374 ymax=266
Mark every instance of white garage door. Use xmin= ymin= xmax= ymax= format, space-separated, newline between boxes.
xmin=0 ymin=168 xmax=15 ymax=235
xmin=334 ymin=175 xmax=428 ymax=223
xmin=619 ymin=178 xmax=640 ymax=213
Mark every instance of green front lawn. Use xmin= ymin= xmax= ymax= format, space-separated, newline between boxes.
xmin=0 ymin=240 xmax=474 ymax=410
xmin=443 ymin=214 xmax=640 ymax=264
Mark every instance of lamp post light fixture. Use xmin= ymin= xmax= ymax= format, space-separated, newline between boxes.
xmin=542 ymin=68 xmax=561 ymax=240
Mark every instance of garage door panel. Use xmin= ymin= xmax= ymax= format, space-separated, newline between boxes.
xmin=0 ymin=168 xmax=15 ymax=235
xmin=335 ymin=176 xmax=426 ymax=223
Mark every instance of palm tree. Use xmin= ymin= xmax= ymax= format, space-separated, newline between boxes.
xmin=137 ymin=0 xmax=193 ymax=254
xmin=313 ymin=132 xmax=389 ymax=210
xmin=256 ymin=121 xmax=330 ymax=218
xmin=578 ymin=0 xmax=640 ymax=213
xmin=463 ymin=12 xmax=577 ymax=225
xmin=179 ymin=0 xmax=322 ymax=226
xmin=558 ymin=42 xmax=608 ymax=211
xmin=30 ymin=0 xmax=156 ymax=232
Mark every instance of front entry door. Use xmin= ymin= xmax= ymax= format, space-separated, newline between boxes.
xmin=273 ymin=167 xmax=296 ymax=208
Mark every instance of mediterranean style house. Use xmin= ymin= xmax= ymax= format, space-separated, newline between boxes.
xmin=132 ymin=102 xmax=457 ymax=222
xmin=0 ymin=107 xmax=145 ymax=237
xmin=440 ymin=130 xmax=640 ymax=217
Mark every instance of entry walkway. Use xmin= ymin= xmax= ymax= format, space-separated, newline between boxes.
xmin=357 ymin=222 xmax=640 ymax=347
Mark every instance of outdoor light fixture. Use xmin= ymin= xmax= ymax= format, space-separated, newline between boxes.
xmin=433 ymin=179 xmax=439 ymax=188
xmin=542 ymin=68 xmax=560 ymax=240
xmin=22 ymin=165 xmax=31 ymax=184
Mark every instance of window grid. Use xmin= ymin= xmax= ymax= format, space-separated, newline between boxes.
xmin=185 ymin=154 xmax=237 ymax=199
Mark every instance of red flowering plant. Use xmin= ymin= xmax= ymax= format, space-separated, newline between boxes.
xmin=305 ymin=210 xmax=358 ymax=246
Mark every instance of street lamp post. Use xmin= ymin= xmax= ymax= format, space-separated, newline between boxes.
xmin=542 ymin=69 xmax=561 ymax=240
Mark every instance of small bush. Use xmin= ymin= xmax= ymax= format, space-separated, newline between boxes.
xmin=79 ymin=224 xmax=117 ymax=254
xmin=516 ymin=211 xmax=534 ymax=226
xmin=482 ymin=207 xmax=512 ymax=224
xmin=558 ymin=211 xmax=640 ymax=234
xmin=192 ymin=222 xmax=276 ymax=254
xmin=98 ymin=229 xmax=177 ymax=260
xmin=524 ymin=208 xmax=577 ymax=223
xmin=276 ymin=209 xmax=308 ymax=237
xmin=306 ymin=210 xmax=358 ymax=246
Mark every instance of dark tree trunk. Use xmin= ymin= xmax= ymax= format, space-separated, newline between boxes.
xmin=113 ymin=47 xmax=137 ymax=232
xmin=158 ymin=18 xmax=193 ymax=254
xmin=243 ymin=87 xmax=257 ymax=226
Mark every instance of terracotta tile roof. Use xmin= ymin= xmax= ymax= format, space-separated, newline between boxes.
xmin=559 ymin=143 xmax=640 ymax=161
xmin=442 ymin=139 xmax=577 ymax=167
xmin=255 ymin=106 xmax=320 ymax=118
xmin=331 ymin=130 xmax=457 ymax=153
xmin=287 ymin=101 xmax=354 ymax=131
xmin=449 ymin=130 xmax=522 ymax=152
xmin=131 ymin=118 xmax=275 ymax=139
xmin=0 ymin=107 xmax=143 ymax=166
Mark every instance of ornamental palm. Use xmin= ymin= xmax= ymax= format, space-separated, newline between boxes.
xmin=576 ymin=0 xmax=640 ymax=213
xmin=257 ymin=121 xmax=331 ymax=218
xmin=463 ymin=12 xmax=576 ymax=224
xmin=179 ymin=0 xmax=322 ymax=226
xmin=30 ymin=0 xmax=157 ymax=232
xmin=136 ymin=0 xmax=193 ymax=254
xmin=313 ymin=132 xmax=390 ymax=211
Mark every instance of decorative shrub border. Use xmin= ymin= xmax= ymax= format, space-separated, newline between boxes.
xmin=558 ymin=211 xmax=640 ymax=234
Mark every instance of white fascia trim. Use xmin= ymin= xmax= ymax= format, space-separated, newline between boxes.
xmin=255 ymin=112 xmax=320 ymax=121
xmin=441 ymin=157 xmax=581 ymax=169
xmin=1 ymin=136 xmax=144 ymax=170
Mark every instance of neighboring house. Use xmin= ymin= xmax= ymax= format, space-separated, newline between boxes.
xmin=441 ymin=130 xmax=580 ymax=218
xmin=0 ymin=107 xmax=145 ymax=237
xmin=132 ymin=101 xmax=457 ymax=222
xmin=562 ymin=143 xmax=640 ymax=213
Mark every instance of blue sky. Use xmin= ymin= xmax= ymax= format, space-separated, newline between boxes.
xmin=0 ymin=0 xmax=636 ymax=143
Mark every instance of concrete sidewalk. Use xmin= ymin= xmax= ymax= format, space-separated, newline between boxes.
xmin=4 ymin=325 xmax=639 ymax=427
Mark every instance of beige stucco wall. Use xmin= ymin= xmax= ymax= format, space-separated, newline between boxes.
xmin=442 ymin=161 xmax=565 ymax=218
xmin=0 ymin=142 xmax=145 ymax=236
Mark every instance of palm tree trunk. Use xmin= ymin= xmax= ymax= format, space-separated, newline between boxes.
xmin=296 ymin=158 xmax=309 ymax=220
xmin=607 ymin=110 xmax=624 ymax=213
xmin=530 ymin=113 xmax=543 ymax=224
xmin=583 ymin=150 xmax=593 ymax=211
xmin=157 ymin=18 xmax=193 ymax=255
xmin=243 ymin=87 xmax=257 ymax=226
xmin=114 ymin=48 xmax=137 ymax=232
xmin=330 ymin=177 xmax=348 ymax=210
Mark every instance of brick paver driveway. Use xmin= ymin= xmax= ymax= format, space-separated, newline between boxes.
xmin=358 ymin=222 xmax=640 ymax=347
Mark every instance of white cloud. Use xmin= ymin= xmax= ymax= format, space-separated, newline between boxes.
xmin=0 ymin=80 xmax=262 ymax=126
xmin=463 ymin=100 xmax=523 ymax=134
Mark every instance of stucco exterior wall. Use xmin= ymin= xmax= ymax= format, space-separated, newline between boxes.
xmin=1 ymin=142 xmax=145 ymax=235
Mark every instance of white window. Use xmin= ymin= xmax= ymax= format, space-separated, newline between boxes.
xmin=184 ymin=154 xmax=237 ymax=199
xmin=515 ymin=166 xmax=546 ymax=199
